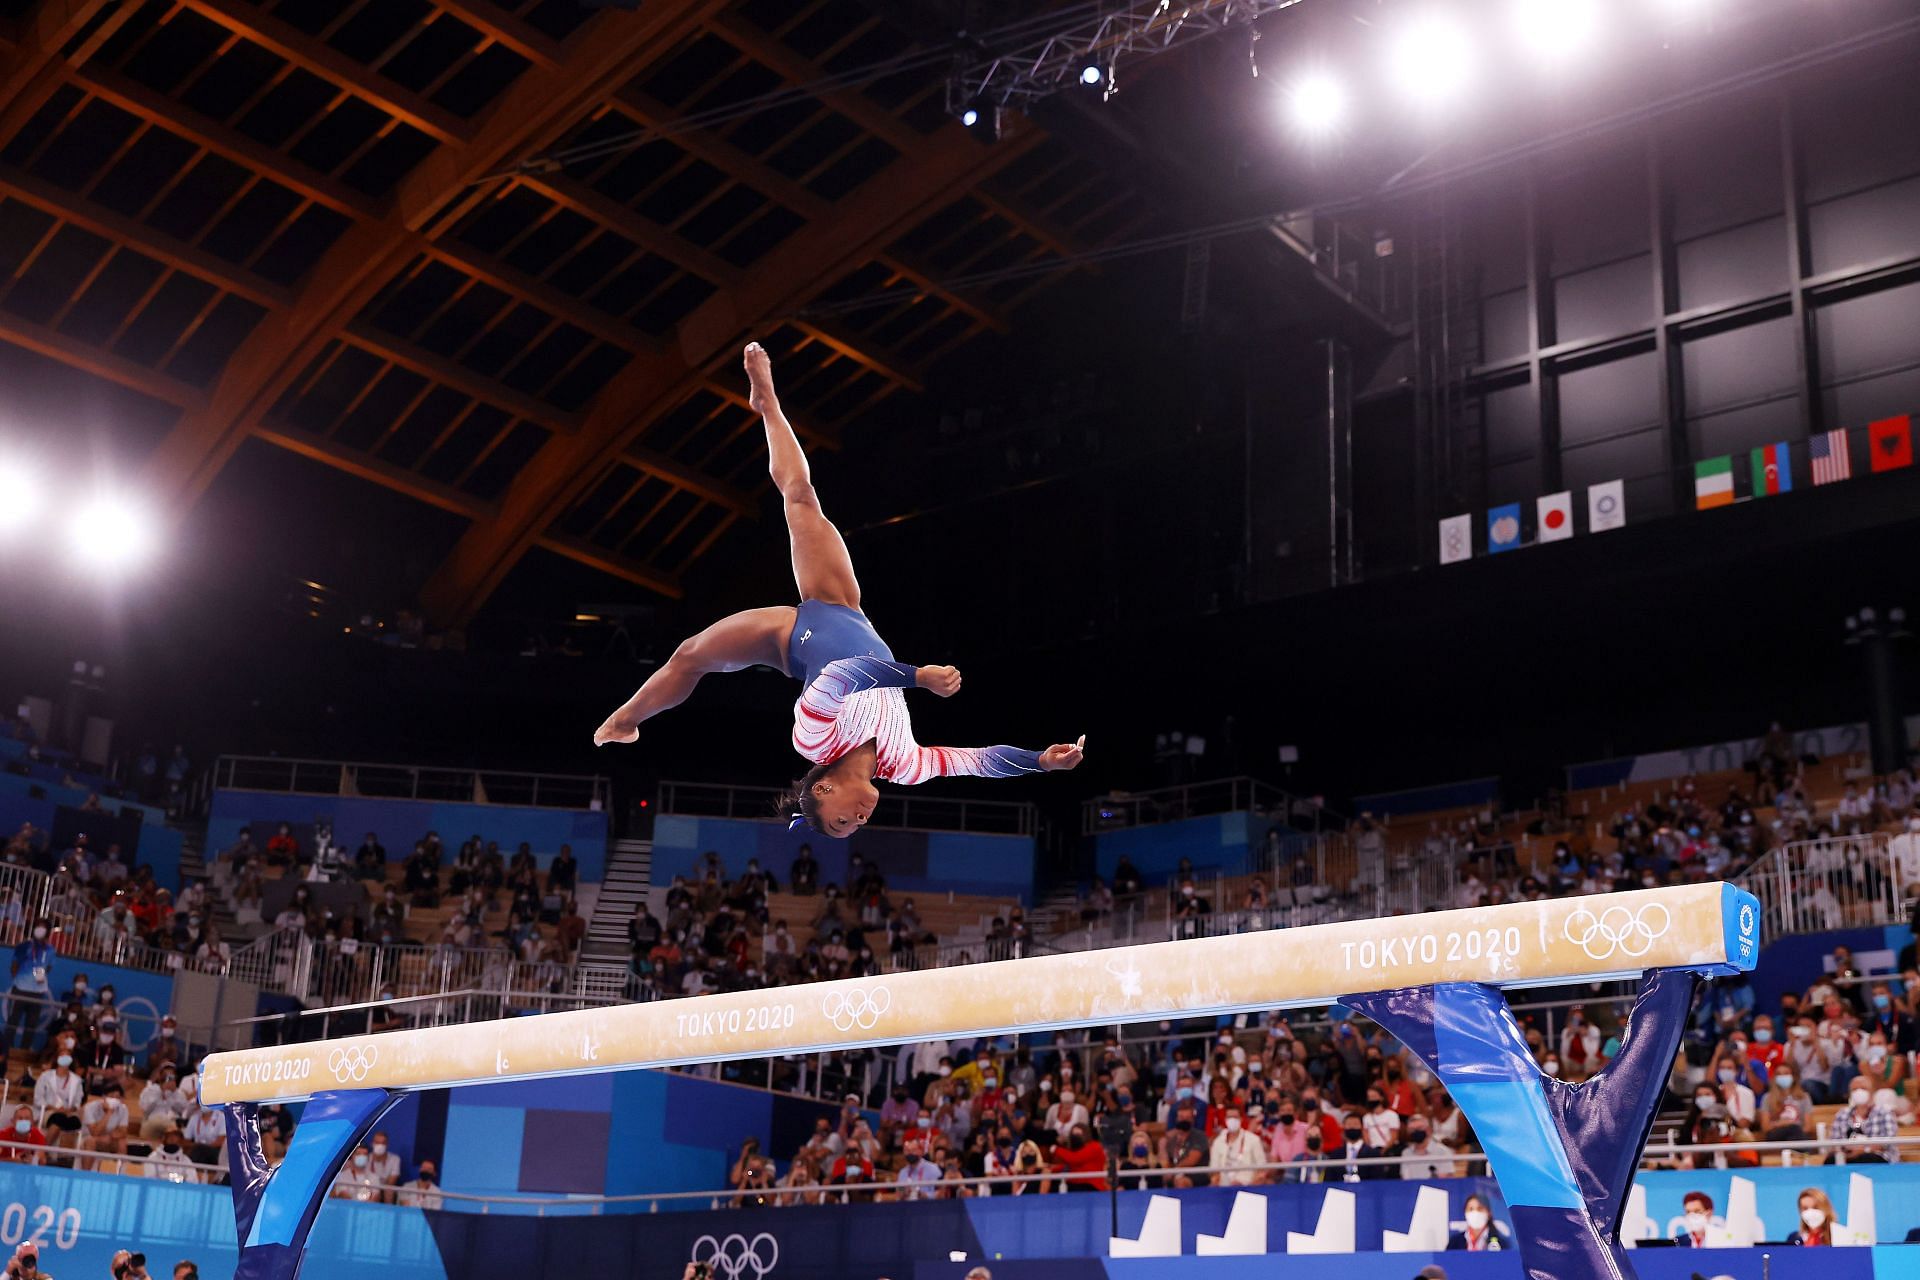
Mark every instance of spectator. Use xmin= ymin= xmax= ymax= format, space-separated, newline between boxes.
xmin=2 ymin=1107 xmax=43 ymax=1165
xmin=5 ymin=1242 xmax=45 ymax=1279
xmin=108 ymin=1250 xmax=148 ymax=1280
xmin=1044 ymin=1085 xmax=1088 ymax=1140
xmin=1048 ymin=1124 xmax=1107 ymax=1193
xmin=1760 ymin=1069 xmax=1813 ymax=1131
xmin=1160 ymin=1098 xmax=1208 ymax=1187
xmin=32 ymin=1051 xmax=83 ymax=1154
xmin=146 ymin=1017 xmax=183 ymax=1076
xmin=1447 ymin=1194 xmax=1512 ymax=1251
xmin=1358 ymin=1084 xmax=1402 ymax=1151
xmin=1787 ymin=1187 xmax=1838 ymax=1246
xmin=139 ymin=1069 xmax=192 ymax=1141
xmin=397 ymin=1161 xmax=442 ymax=1210
xmin=149 ymin=1127 xmax=197 ymax=1183
xmin=548 ymin=844 xmax=578 ymax=895
xmin=1337 ymin=1114 xmax=1393 ymax=1182
xmin=331 ymin=1145 xmax=383 ymax=1200
xmin=1210 ymin=1107 xmax=1264 ymax=1185
xmin=352 ymin=832 xmax=386 ymax=881
xmin=1673 ymin=1191 xmax=1719 ymax=1247
xmin=81 ymin=1083 xmax=129 ymax=1158
xmin=5 ymin=921 xmax=54 ymax=1053
xmin=1830 ymin=1076 xmax=1899 ymax=1162
xmin=172 ymin=1260 xmax=198 ymax=1280
xmin=1395 ymin=1116 xmax=1455 ymax=1180
xmin=895 ymin=1138 xmax=941 ymax=1200
xmin=1116 ymin=1126 xmax=1162 ymax=1189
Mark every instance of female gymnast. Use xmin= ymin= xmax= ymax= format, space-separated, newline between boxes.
xmin=593 ymin=342 xmax=1085 ymax=837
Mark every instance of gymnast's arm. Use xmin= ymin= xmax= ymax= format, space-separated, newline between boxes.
xmin=888 ymin=736 xmax=1087 ymax=785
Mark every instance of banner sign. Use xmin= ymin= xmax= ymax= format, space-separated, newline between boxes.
xmin=202 ymin=884 xmax=1759 ymax=1104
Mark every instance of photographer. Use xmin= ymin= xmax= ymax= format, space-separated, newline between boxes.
xmin=108 ymin=1252 xmax=148 ymax=1280
xmin=3 ymin=1241 xmax=47 ymax=1280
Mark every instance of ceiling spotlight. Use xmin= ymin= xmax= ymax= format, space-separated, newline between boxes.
xmin=1388 ymin=10 xmax=1477 ymax=109
xmin=1080 ymin=65 xmax=1103 ymax=86
xmin=961 ymin=108 xmax=979 ymax=127
xmin=67 ymin=495 xmax=157 ymax=573
xmin=0 ymin=461 xmax=43 ymax=535
xmin=1512 ymin=0 xmax=1604 ymax=62
xmin=1287 ymin=72 xmax=1348 ymax=136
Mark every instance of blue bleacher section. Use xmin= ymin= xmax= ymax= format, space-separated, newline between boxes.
xmin=652 ymin=813 xmax=1037 ymax=899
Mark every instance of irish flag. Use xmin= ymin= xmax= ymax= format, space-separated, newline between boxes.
xmin=1694 ymin=456 xmax=1734 ymax=509
xmin=1750 ymin=441 xmax=1792 ymax=496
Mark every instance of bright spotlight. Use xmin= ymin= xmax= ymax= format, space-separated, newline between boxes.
xmin=0 ymin=462 xmax=43 ymax=535
xmin=961 ymin=108 xmax=979 ymax=127
xmin=67 ymin=496 xmax=157 ymax=572
xmin=1080 ymin=64 xmax=1103 ymax=86
xmin=1512 ymin=0 xmax=1603 ymax=62
xmin=1288 ymin=72 xmax=1348 ymax=135
xmin=1388 ymin=10 xmax=1476 ymax=108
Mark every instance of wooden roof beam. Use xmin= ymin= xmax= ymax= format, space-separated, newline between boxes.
xmin=0 ymin=308 xmax=201 ymax=408
xmin=341 ymin=321 xmax=581 ymax=436
xmin=518 ymin=171 xmax=741 ymax=289
xmin=429 ymin=0 xmax=564 ymax=71
xmin=621 ymin=442 xmax=755 ymax=517
xmin=253 ymin=421 xmax=496 ymax=520
xmin=535 ymin=531 xmax=682 ymax=598
xmin=419 ymin=120 xmax=1039 ymax=623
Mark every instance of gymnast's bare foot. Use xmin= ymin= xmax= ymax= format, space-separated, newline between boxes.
xmin=592 ymin=710 xmax=639 ymax=746
xmin=745 ymin=342 xmax=777 ymax=415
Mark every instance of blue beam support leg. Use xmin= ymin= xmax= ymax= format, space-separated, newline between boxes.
xmin=1341 ymin=967 xmax=1702 ymax=1280
xmin=224 ymin=1089 xmax=402 ymax=1280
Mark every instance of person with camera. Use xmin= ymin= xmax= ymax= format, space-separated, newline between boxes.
xmin=2 ymin=1241 xmax=47 ymax=1280
xmin=108 ymin=1251 xmax=148 ymax=1280
xmin=81 ymin=1082 xmax=130 ymax=1162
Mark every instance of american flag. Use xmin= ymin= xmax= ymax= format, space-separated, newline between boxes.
xmin=1810 ymin=428 xmax=1851 ymax=485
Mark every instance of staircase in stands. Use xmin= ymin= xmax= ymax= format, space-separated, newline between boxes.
xmin=579 ymin=839 xmax=652 ymax=968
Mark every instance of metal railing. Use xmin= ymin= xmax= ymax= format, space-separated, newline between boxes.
xmin=660 ymin=780 xmax=1036 ymax=836
xmin=1737 ymin=832 xmax=1904 ymax=938
xmin=213 ymin=755 xmax=610 ymax=811
xmin=1081 ymin=777 xmax=1314 ymax=834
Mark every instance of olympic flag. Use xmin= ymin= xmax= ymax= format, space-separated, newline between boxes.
xmin=201 ymin=883 xmax=1759 ymax=1105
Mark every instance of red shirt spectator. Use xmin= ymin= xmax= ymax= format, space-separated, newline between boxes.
xmin=1049 ymin=1128 xmax=1109 ymax=1192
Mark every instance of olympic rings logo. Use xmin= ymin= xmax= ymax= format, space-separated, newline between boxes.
xmin=820 ymin=985 xmax=890 ymax=1032
xmin=1563 ymin=903 xmax=1671 ymax=961
xmin=327 ymin=1044 xmax=379 ymax=1084
xmin=691 ymin=1232 xmax=779 ymax=1280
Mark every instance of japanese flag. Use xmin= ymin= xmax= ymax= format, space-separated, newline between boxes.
xmin=1536 ymin=491 xmax=1573 ymax=542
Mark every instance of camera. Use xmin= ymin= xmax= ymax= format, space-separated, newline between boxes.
xmin=692 ymin=1265 xmax=713 ymax=1280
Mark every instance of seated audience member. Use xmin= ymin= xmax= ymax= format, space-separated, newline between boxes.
xmin=1048 ymin=1124 xmax=1107 ymax=1193
xmin=2 ymin=1106 xmax=44 ymax=1165
xmin=397 ymin=1161 xmax=442 ymax=1210
xmin=1760 ymin=1068 xmax=1814 ymax=1131
xmin=1160 ymin=1098 xmax=1209 ymax=1188
xmin=32 ymin=1049 xmax=85 ymax=1153
xmin=183 ymin=1105 xmax=226 ymax=1168
xmin=352 ymin=832 xmax=386 ymax=881
xmin=369 ymin=1132 xmax=402 ymax=1199
xmin=139 ymin=1069 xmax=193 ymax=1141
xmin=150 ymin=1127 xmax=198 ymax=1183
xmin=81 ymin=1082 xmax=130 ymax=1158
xmin=1830 ymin=1076 xmax=1899 ymax=1163
xmin=1209 ymin=1107 xmax=1265 ymax=1186
xmin=146 ymin=1015 xmax=184 ymax=1076
xmin=1395 ymin=1116 xmax=1455 ymax=1180
xmin=331 ymin=1145 xmax=383 ymax=1201
xmin=1674 ymin=1191 xmax=1720 ymax=1247
xmin=895 ymin=1138 xmax=942 ymax=1200
xmin=1447 ymin=1194 xmax=1513 ymax=1251
xmin=1116 ymin=1127 xmax=1163 ymax=1189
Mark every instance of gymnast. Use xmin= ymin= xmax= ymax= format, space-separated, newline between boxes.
xmin=594 ymin=341 xmax=1085 ymax=836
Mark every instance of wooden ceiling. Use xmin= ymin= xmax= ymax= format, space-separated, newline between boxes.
xmin=0 ymin=0 xmax=1143 ymax=620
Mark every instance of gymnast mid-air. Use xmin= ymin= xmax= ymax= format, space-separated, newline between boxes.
xmin=593 ymin=341 xmax=1085 ymax=837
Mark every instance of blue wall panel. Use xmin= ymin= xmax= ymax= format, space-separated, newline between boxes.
xmin=652 ymin=815 xmax=1035 ymax=900
xmin=1094 ymin=812 xmax=1249 ymax=884
xmin=207 ymin=792 xmax=608 ymax=882
xmin=442 ymin=1104 xmax=526 ymax=1194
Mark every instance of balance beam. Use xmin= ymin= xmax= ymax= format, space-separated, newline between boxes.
xmin=203 ymin=882 xmax=1755 ymax=1104
xmin=210 ymin=882 xmax=1757 ymax=1280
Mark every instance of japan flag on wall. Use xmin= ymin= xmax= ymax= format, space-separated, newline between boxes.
xmin=1536 ymin=491 xmax=1573 ymax=542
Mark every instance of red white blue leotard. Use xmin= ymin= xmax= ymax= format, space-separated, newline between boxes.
xmin=788 ymin=599 xmax=1043 ymax=784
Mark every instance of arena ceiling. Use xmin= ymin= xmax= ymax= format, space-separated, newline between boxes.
xmin=0 ymin=0 xmax=1148 ymax=623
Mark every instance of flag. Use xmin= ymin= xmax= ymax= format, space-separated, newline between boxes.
xmin=1536 ymin=491 xmax=1573 ymax=542
xmin=1588 ymin=479 xmax=1625 ymax=532
xmin=1870 ymin=414 xmax=1913 ymax=472
xmin=1487 ymin=503 xmax=1522 ymax=554
xmin=1810 ymin=428 xmax=1851 ymax=485
xmin=1694 ymin=456 xmax=1734 ymax=509
xmin=1749 ymin=441 xmax=1792 ymax=496
xmin=1438 ymin=514 xmax=1471 ymax=565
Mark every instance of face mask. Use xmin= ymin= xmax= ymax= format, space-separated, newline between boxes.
xmin=1802 ymin=1207 xmax=1826 ymax=1229
xmin=1717 ymin=1068 xmax=1735 ymax=1083
xmin=1039 ymin=1081 xmax=1051 ymax=1093
xmin=1867 ymin=1045 xmax=1889 ymax=1064
xmin=1343 ymin=1129 xmax=1363 ymax=1144
xmin=1060 ymin=1093 xmax=1074 ymax=1105
xmin=1131 ymin=1144 xmax=1148 ymax=1158
xmin=55 ymin=1056 xmax=70 ymax=1069
xmin=353 ymin=1155 xmax=369 ymax=1169
xmin=1368 ymin=1098 xmax=1384 ymax=1110
xmin=73 ymin=983 xmax=85 ymax=992
xmin=915 ymin=1118 xmax=932 ymax=1129
xmin=1225 ymin=1117 xmax=1241 ymax=1131
xmin=160 ymin=1028 xmax=173 ymax=1039
xmin=1851 ymin=1089 xmax=1871 ymax=1107
xmin=1408 ymin=1130 xmax=1428 ymax=1143
xmin=372 ymin=1143 xmax=387 ymax=1155
xmin=1686 ymin=1212 xmax=1709 ymax=1233
xmin=11 ymin=1121 xmax=26 ymax=1135
xmin=1278 ymin=1113 xmax=1295 ymax=1125
xmin=1174 ymin=1118 xmax=1192 ymax=1131
xmin=1695 ymin=1097 xmax=1717 ymax=1113
xmin=420 ymin=1172 xmax=435 ymax=1185
xmin=938 ymin=1066 xmax=951 ymax=1077
xmin=163 ymin=1142 xmax=180 ymax=1154
xmin=30 ymin=929 xmax=44 ymax=941
xmin=983 ymin=1077 xmax=998 ymax=1089
xmin=1465 ymin=1209 xmax=1490 ymax=1231
xmin=1792 ymin=1026 xmax=1811 ymax=1040
xmin=1303 ymin=1098 xmax=1319 ymax=1111
xmin=1777 ymin=1074 xmax=1794 ymax=1088
xmin=1543 ymin=1060 xmax=1560 ymax=1074
xmin=1176 ymin=1087 xmax=1193 ymax=1100
xmin=1875 ymin=995 xmax=1892 ymax=1011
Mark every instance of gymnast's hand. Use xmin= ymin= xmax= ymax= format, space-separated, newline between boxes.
xmin=915 ymin=665 xmax=962 ymax=697
xmin=1040 ymin=735 xmax=1087 ymax=771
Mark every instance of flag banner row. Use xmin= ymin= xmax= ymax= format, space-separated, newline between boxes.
xmin=1438 ymin=416 xmax=1914 ymax=565
xmin=1693 ymin=414 xmax=1911 ymax=511
xmin=1438 ymin=480 xmax=1623 ymax=564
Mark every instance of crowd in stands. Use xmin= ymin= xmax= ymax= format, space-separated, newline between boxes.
xmin=0 ymin=825 xmax=223 ymax=972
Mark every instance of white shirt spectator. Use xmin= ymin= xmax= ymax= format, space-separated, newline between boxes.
xmin=1209 ymin=1123 xmax=1266 ymax=1185
xmin=33 ymin=1069 xmax=83 ymax=1113
xmin=334 ymin=1163 xmax=383 ymax=1201
xmin=80 ymin=1095 xmax=127 ymax=1138
xmin=370 ymin=1144 xmax=402 ymax=1187
xmin=1044 ymin=1098 xmax=1089 ymax=1135
xmin=1360 ymin=1106 xmax=1402 ymax=1150
xmin=1399 ymin=1138 xmax=1456 ymax=1180
xmin=184 ymin=1108 xmax=226 ymax=1147
xmin=1889 ymin=819 xmax=1920 ymax=891
xmin=140 ymin=1081 xmax=191 ymax=1127
xmin=397 ymin=1176 xmax=443 ymax=1210
xmin=148 ymin=1145 xmax=199 ymax=1183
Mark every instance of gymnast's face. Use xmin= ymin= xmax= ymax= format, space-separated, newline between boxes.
xmin=812 ymin=768 xmax=878 ymax=838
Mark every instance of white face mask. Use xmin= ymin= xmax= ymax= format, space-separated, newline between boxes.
xmin=1776 ymin=1074 xmax=1794 ymax=1088
xmin=1225 ymin=1117 xmax=1241 ymax=1131
xmin=1851 ymin=1089 xmax=1871 ymax=1107
xmin=1465 ymin=1209 xmax=1490 ymax=1231
xmin=372 ymin=1143 xmax=387 ymax=1155
xmin=1801 ymin=1207 xmax=1826 ymax=1230
xmin=1685 ymin=1211 xmax=1708 ymax=1233
xmin=353 ymin=1155 xmax=369 ymax=1169
xmin=1059 ymin=1093 xmax=1074 ymax=1105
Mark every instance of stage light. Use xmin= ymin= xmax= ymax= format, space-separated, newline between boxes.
xmin=1287 ymin=71 xmax=1348 ymax=135
xmin=1080 ymin=65 xmax=1102 ymax=86
xmin=0 ymin=461 xmax=43 ymax=535
xmin=961 ymin=108 xmax=979 ymax=126
xmin=67 ymin=495 xmax=157 ymax=572
xmin=1388 ymin=10 xmax=1476 ymax=108
xmin=1512 ymin=0 xmax=1603 ymax=62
